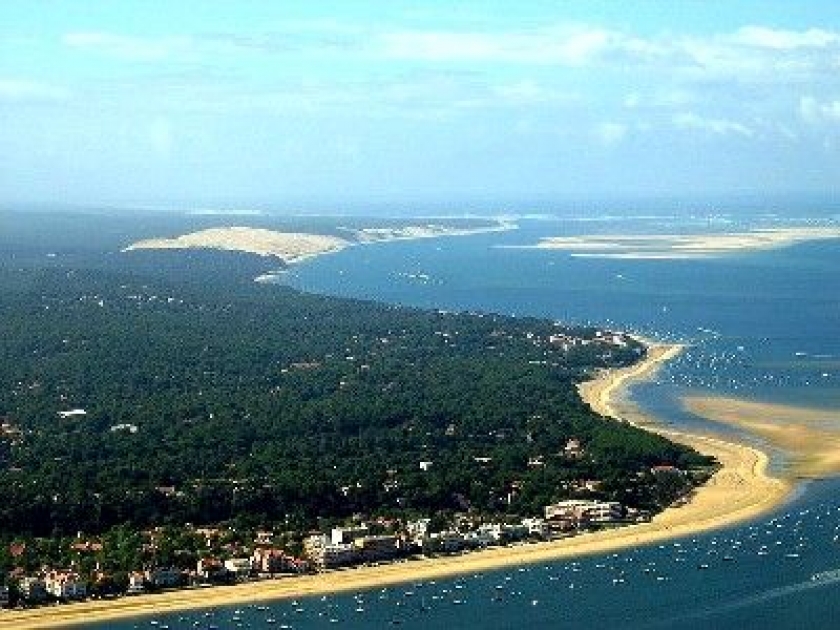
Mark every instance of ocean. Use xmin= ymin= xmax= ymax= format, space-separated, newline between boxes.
xmin=93 ymin=210 xmax=840 ymax=629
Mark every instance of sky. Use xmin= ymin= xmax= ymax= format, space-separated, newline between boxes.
xmin=1 ymin=1 xmax=840 ymax=210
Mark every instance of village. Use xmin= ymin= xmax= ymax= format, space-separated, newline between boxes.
xmin=0 ymin=491 xmax=668 ymax=611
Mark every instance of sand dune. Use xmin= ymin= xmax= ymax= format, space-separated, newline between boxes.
xmin=123 ymin=221 xmax=514 ymax=266
xmin=123 ymin=227 xmax=350 ymax=264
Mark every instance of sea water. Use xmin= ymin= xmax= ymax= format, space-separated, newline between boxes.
xmin=94 ymin=211 xmax=840 ymax=629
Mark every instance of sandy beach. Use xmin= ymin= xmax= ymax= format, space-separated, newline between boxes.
xmin=527 ymin=226 xmax=840 ymax=259
xmin=1 ymin=341 xmax=794 ymax=629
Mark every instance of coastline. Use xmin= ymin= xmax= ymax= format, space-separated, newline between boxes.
xmin=1 ymin=340 xmax=793 ymax=629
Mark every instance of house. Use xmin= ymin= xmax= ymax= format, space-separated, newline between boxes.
xmin=522 ymin=517 xmax=548 ymax=538
xmin=331 ymin=525 xmax=369 ymax=546
xmin=17 ymin=576 xmax=48 ymax=603
xmin=224 ymin=557 xmax=253 ymax=579
xmin=145 ymin=567 xmax=183 ymax=588
xmin=253 ymin=547 xmax=284 ymax=574
xmin=196 ymin=558 xmax=227 ymax=581
xmin=126 ymin=572 xmax=145 ymax=595
xmin=44 ymin=570 xmax=87 ymax=600
xmin=252 ymin=548 xmax=309 ymax=575
xmin=304 ymin=534 xmax=358 ymax=569
xmin=419 ymin=460 xmax=434 ymax=471
xmin=564 ymin=438 xmax=584 ymax=458
xmin=651 ymin=465 xmax=683 ymax=475
xmin=425 ymin=531 xmax=466 ymax=553
xmin=57 ymin=409 xmax=87 ymax=419
xmin=254 ymin=530 xmax=275 ymax=546
xmin=353 ymin=535 xmax=401 ymax=562
xmin=70 ymin=540 xmax=104 ymax=553
xmin=544 ymin=500 xmax=623 ymax=526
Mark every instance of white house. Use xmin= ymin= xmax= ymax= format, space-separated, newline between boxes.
xmin=57 ymin=409 xmax=87 ymax=419
xmin=44 ymin=571 xmax=87 ymax=600
xmin=224 ymin=557 xmax=253 ymax=578
xmin=126 ymin=572 xmax=145 ymax=595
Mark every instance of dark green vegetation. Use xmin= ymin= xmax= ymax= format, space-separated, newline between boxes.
xmin=0 ymin=210 xmax=713 ymax=569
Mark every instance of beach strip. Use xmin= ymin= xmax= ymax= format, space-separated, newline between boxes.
xmin=1 ymin=341 xmax=792 ymax=629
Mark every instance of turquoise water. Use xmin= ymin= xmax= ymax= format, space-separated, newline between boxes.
xmin=94 ymin=213 xmax=840 ymax=629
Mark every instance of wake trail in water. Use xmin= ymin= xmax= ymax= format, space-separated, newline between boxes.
xmin=646 ymin=569 xmax=840 ymax=628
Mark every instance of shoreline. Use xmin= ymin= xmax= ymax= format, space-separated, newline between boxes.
xmin=1 ymin=340 xmax=794 ymax=629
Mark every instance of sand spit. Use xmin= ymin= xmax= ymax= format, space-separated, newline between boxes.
xmin=576 ymin=342 xmax=790 ymax=533
xmin=123 ymin=221 xmax=515 ymax=267
xmin=683 ymin=395 xmax=840 ymax=479
xmin=527 ymin=226 xmax=840 ymax=259
xmin=1 ymin=340 xmax=794 ymax=629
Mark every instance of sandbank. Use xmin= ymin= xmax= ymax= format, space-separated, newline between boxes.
xmin=525 ymin=226 xmax=840 ymax=259
xmin=2 ymin=340 xmax=794 ymax=629
xmin=682 ymin=395 xmax=840 ymax=479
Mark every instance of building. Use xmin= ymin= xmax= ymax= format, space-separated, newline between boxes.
xmin=196 ymin=558 xmax=227 ymax=581
xmin=564 ymin=438 xmax=584 ymax=458
xmin=17 ymin=576 xmax=48 ymax=603
xmin=545 ymin=500 xmax=623 ymax=526
xmin=522 ymin=517 xmax=548 ymax=538
xmin=224 ymin=557 xmax=253 ymax=579
xmin=145 ymin=567 xmax=183 ymax=588
xmin=0 ymin=584 xmax=9 ymax=608
xmin=57 ymin=409 xmax=87 ymax=419
xmin=304 ymin=534 xmax=359 ymax=569
xmin=252 ymin=548 xmax=308 ymax=575
xmin=254 ymin=530 xmax=275 ymax=546
xmin=353 ymin=535 xmax=401 ymax=562
xmin=331 ymin=525 xmax=369 ymax=545
xmin=406 ymin=518 xmax=431 ymax=542
xmin=44 ymin=570 xmax=87 ymax=600
xmin=126 ymin=572 xmax=145 ymax=595
xmin=424 ymin=531 xmax=466 ymax=553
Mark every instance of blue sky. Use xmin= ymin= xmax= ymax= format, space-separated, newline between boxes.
xmin=2 ymin=1 xmax=839 ymax=209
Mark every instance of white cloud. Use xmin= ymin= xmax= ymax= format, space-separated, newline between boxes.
xmin=378 ymin=25 xmax=657 ymax=67
xmin=0 ymin=78 xmax=68 ymax=102
xmin=148 ymin=118 xmax=174 ymax=158
xmin=491 ymin=80 xmax=577 ymax=105
xmin=800 ymin=96 xmax=840 ymax=124
xmin=595 ymin=122 xmax=627 ymax=145
xmin=63 ymin=32 xmax=193 ymax=61
xmin=673 ymin=112 xmax=754 ymax=137
xmin=733 ymin=26 xmax=840 ymax=50
xmin=623 ymin=93 xmax=641 ymax=108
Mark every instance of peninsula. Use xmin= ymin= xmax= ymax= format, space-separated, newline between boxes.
xmin=0 ymin=336 xmax=792 ymax=629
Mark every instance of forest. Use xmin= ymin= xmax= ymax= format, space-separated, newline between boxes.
xmin=0 ymin=213 xmax=714 ymax=578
